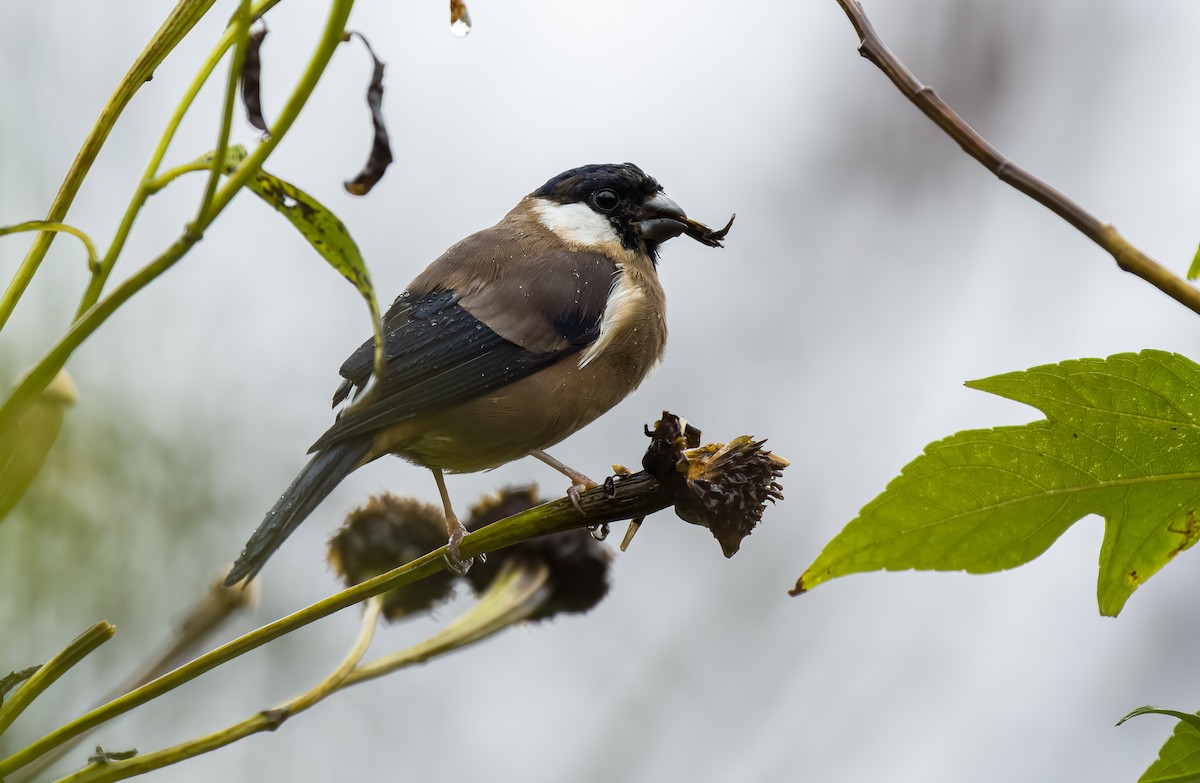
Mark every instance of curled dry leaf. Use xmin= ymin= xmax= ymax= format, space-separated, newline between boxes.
xmin=343 ymin=31 xmax=394 ymax=196
xmin=88 ymin=746 xmax=138 ymax=764
xmin=682 ymin=213 xmax=736 ymax=248
xmin=240 ymin=22 xmax=270 ymax=135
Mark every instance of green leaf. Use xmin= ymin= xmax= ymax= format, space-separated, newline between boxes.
xmin=214 ymin=145 xmax=386 ymax=386
xmin=0 ymin=370 xmax=77 ymax=523
xmin=242 ymin=168 xmax=374 ymax=301
xmin=795 ymin=350 xmax=1200 ymax=616
xmin=1120 ymin=708 xmax=1200 ymax=783
xmin=1189 ymin=242 xmax=1200 ymax=281
xmin=1120 ymin=707 xmax=1200 ymax=733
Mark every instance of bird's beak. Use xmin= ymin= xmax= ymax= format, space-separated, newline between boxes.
xmin=637 ymin=192 xmax=688 ymax=244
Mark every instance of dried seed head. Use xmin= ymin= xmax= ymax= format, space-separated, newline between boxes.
xmin=327 ymin=494 xmax=457 ymax=621
xmin=465 ymin=485 xmax=611 ymax=621
xmin=642 ymin=412 xmax=789 ymax=557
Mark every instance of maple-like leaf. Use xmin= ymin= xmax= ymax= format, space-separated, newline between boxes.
xmin=795 ymin=350 xmax=1200 ymax=616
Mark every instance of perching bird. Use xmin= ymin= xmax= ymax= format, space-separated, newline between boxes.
xmin=225 ymin=163 xmax=730 ymax=585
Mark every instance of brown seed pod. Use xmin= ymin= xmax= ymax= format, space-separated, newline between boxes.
xmin=464 ymin=486 xmax=612 ymax=621
xmin=327 ymin=494 xmax=457 ymax=621
xmin=642 ymin=412 xmax=788 ymax=557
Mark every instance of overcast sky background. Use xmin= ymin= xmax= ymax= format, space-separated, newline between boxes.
xmin=3 ymin=1 xmax=1200 ymax=781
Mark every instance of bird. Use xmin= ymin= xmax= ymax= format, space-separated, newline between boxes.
xmin=225 ymin=162 xmax=730 ymax=586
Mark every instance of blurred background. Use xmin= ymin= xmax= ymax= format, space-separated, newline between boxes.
xmin=2 ymin=0 xmax=1199 ymax=780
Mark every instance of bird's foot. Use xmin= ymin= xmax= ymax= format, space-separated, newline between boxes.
xmin=566 ymin=476 xmax=599 ymax=515
xmin=531 ymin=449 xmax=598 ymax=513
xmin=443 ymin=525 xmax=474 ymax=576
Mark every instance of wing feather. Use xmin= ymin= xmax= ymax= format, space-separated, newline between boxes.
xmin=313 ymin=227 xmax=618 ymax=452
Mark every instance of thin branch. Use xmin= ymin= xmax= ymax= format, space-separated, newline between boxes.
xmin=52 ymin=599 xmax=382 ymax=783
xmin=0 ymin=0 xmax=353 ymax=433
xmin=833 ymin=0 xmax=1200 ymax=316
xmin=11 ymin=576 xmax=258 ymax=783
xmin=341 ymin=558 xmax=551 ymax=688
xmin=193 ymin=0 xmax=252 ymax=228
xmin=0 ymin=623 xmax=115 ymax=736
xmin=0 ymin=222 xmax=100 ymax=274
xmin=0 ymin=471 xmax=677 ymax=778
xmin=74 ymin=0 xmax=285 ymax=322
xmin=0 ymin=0 xmax=218 ymax=331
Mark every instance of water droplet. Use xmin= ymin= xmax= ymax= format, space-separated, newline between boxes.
xmin=588 ymin=523 xmax=610 ymax=541
xmin=450 ymin=0 xmax=472 ymax=36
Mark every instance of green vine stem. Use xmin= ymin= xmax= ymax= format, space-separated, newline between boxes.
xmin=0 ymin=223 xmax=100 ymax=275
xmin=194 ymin=0 xmax=251 ymax=229
xmin=10 ymin=576 xmax=259 ymax=783
xmin=40 ymin=560 xmax=553 ymax=779
xmin=0 ymin=472 xmax=676 ymax=778
xmin=340 ymin=558 xmax=551 ymax=688
xmin=51 ymin=599 xmax=383 ymax=783
xmin=0 ymin=623 xmax=115 ymax=737
xmin=0 ymin=0 xmax=354 ymax=433
xmin=0 ymin=0 xmax=218 ymax=331
xmin=75 ymin=0 xmax=284 ymax=322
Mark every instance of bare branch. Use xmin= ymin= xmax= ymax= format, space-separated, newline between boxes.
xmin=834 ymin=0 xmax=1200 ymax=316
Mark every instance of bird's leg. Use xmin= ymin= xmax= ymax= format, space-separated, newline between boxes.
xmin=431 ymin=467 xmax=474 ymax=575
xmin=531 ymin=449 xmax=598 ymax=514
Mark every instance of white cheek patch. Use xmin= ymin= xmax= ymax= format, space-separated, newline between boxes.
xmin=532 ymin=198 xmax=622 ymax=247
xmin=579 ymin=270 xmax=643 ymax=369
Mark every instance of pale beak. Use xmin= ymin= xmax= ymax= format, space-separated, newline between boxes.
xmin=637 ymin=192 xmax=688 ymax=244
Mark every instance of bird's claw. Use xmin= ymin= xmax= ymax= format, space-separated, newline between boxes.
xmin=567 ymin=484 xmax=585 ymax=514
xmin=443 ymin=529 xmax=474 ymax=576
xmin=567 ymin=478 xmax=598 ymax=515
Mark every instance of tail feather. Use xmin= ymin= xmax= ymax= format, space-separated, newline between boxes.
xmin=225 ymin=439 xmax=372 ymax=586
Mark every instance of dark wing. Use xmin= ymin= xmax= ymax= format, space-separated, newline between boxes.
xmin=311 ymin=236 xmax=617 ymax=452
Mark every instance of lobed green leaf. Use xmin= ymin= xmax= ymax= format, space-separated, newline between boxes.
xmin=1119 ymin=708 xmax=1200 ymax=783
xmin=796 ymin=350 xmax=1200 ymax=616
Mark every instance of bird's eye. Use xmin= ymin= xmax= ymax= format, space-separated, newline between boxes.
xmin=593 ymin=190 xmax=619 ymax=212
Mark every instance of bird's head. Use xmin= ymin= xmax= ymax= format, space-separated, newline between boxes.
xmin=528 ymin=163 xmax=695 ymax=260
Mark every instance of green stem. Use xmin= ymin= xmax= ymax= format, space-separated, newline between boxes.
xmin=0 ymin=0 xmax=218 ymax=332
xmin=145 ymin=161 xmax=216 ymax=195
xmin=55 ymin=563 xmax=550 ymax=781
xmin=0 ymin=0 xmax=354 ymax=432
xmin=7 ymin=233 xmax=202 ymax=427
xmin=0 ymin=473 xmax=673 ymax=778
xmin=51 ymin=599 xmax=382 ymax=783
xmin=10 ymin=576 xmax=258 ymax=783
xmin=0 ymin=623 xmax=115 ymax=737
xmin=194 ymin=0 xmax=251 ymax=228
xmin=75 ymin=0 xmax=283 ymax=322
xmin=0 ymin=223 xmax=100 ymax=274
xmin=341 ymin=559 xmax=550 ymax=688
xmin=201 ymin=0 xmax=352 ymax=221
